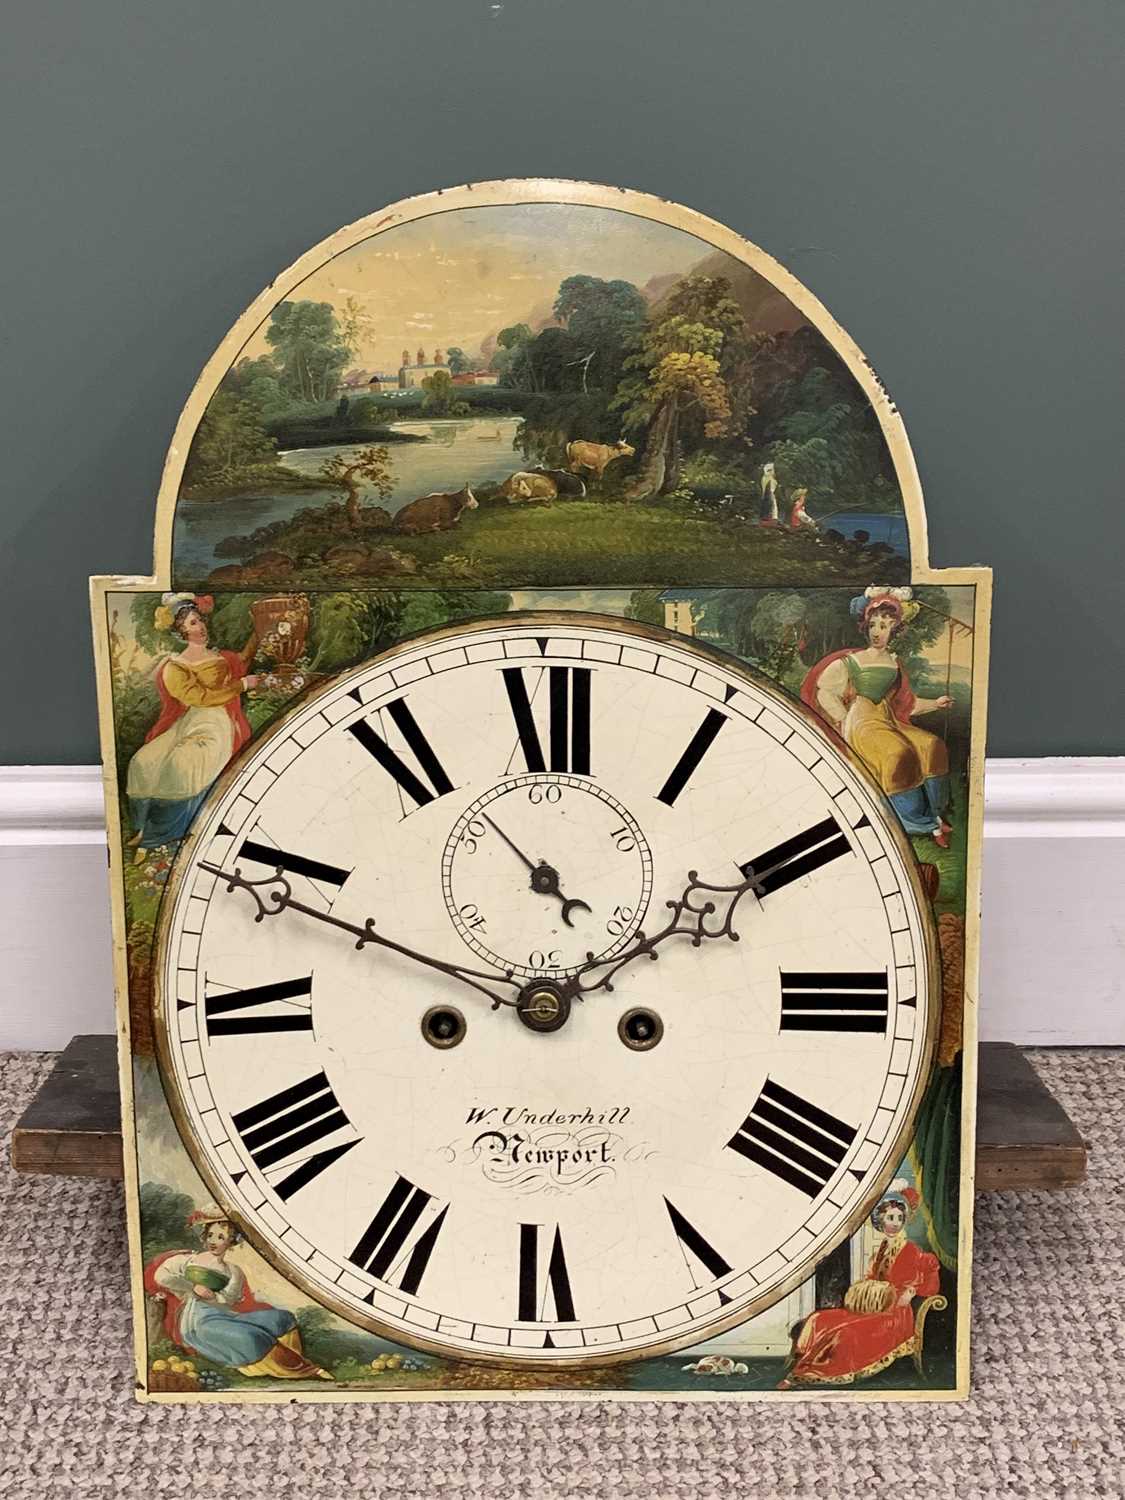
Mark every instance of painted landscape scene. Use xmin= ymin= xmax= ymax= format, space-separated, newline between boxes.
xmin=172 ymin=203 xmax=910 ymax=591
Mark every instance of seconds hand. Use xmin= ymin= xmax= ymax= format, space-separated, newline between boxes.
xmin=478 ymin=811 xmax=591 ymax=928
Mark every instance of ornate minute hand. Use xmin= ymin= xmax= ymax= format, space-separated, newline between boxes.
xmin=559 ymin=866 xmax=762 ymax=1001
xmin=199 ymin=861 xmax=525 ymax=1010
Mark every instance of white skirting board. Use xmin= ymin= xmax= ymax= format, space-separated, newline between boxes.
xmin=0 ymin=760 xmax=1122 ymax=1051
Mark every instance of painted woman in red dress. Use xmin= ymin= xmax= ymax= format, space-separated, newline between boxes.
xmin=780 ymin=1182 xmax=940 ymax=1387
xmin=125 ymin=593 xmax=258 ymax=858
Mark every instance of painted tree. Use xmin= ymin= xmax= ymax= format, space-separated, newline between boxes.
xmin=420 ymin=369 xmax=471 ymax=416
xmin=184 ymin=392 xmax=277 ymax=484
xmin=308 ymin=592 xmax=406 ymax=672
xmin=309 ymin=589 xmax=512 ymax=675
xmin=624 ymin=589 xmax=665 ymax=627
xmin=492 ymin=323 xmax=535 ymax=387
xmin=318 ymin=445 xmax=394 ymax=530
xmin=553 ymin=275 xmax=646 ymax=394
xmin=613 ymin=276 xmax=752 ymax=499
xmin=338 ymin=295 xmax=374 ymax=361
xmin=613 ymin=325 xmax=730 ymax=498
xmin=744 ymin=592 xmax=808 ymax=683
xmin=445 ymin=346 xmax=471 ymax=375
xmin=225 ymin=356 xmax=289 ymax=418
xmin=764 ymin=364 xmax=892 ymax=510
xmin=265 ymin=300 xmax=350 ymax=403
xmin=518 ymin=327 xmax=585 ymax=393
xmin=139 ymin=1183 xmax=196 ymax=1261
xmin=421 ymin=369 xmax=455 ymax=412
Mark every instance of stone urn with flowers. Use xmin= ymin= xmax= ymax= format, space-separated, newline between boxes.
xmin=250 ymin=594 xmax=311 ymax=687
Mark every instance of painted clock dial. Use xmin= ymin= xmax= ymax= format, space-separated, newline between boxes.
xmin=155 ymin=615 xmax=939 ymax=1368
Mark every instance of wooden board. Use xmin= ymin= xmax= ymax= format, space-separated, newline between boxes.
xmin=11 ymin=1034 xmax=123 ymax=1180
xmin=11 ymin=1036 xmax=1086 ymax=1190
xmin=973 ymin=1041 xmax=1089 ymax=1190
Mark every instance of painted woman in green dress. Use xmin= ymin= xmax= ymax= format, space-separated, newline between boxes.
xmin=801 ymin=587 xmax=953 ymax=846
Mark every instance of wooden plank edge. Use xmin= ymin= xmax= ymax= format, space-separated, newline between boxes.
xmin=10 ymin=1038 xmax=1089 ymax=1188
xmin=10 ymin=1129 xmax=124 ymax=1180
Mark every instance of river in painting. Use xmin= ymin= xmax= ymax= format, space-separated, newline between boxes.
xmin=173 ymin=416 xmax=524 ymax=578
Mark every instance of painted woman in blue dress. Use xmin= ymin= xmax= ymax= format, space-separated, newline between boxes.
xmin=145 ymin=1206 xmax=332 ymax=1380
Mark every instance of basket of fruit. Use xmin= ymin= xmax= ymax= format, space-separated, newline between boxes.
xmin=149 ymin=1356 xmax=200 ymax=1393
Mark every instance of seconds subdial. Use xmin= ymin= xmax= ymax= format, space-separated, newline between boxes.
xmin=442 ymin=774 xmax=652 ymax=978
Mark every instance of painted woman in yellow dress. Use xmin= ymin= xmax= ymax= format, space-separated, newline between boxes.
xmin=801 ymin=587 xmax=953 ymax=846
xmin=126 ymin=593 xmax=258 ymax=854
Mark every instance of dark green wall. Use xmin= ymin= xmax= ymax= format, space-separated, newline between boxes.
xmin=3 ymin=0 xmax=1122 ymax=761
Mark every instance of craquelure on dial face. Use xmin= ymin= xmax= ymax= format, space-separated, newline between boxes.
xmin=155 ymin=617 xmax=938 ymax=1368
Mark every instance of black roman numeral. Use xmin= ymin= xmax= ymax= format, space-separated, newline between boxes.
xmin=238 ymin=839 xmax=349 ymax=887
xmin=738 ymin=815 xmax=852 ymax=896
xmin=780 ymin=972 xmax=889 ymax=1034
xmin=665 ymin=1198 xmax=733 ymax=1285
xmin=347 ymin=696 xmax=454 ymax=808
xmin=232 ymin=1071 xmax=349 ymax=1173
xmin=269 ymin=1140 xmax=360 ymax=1203
xmin=727 ymin=1079 xmax=857 ymax=1198
xmin=204 ymin=976 xmax=313 ymax=1037
xmin=503 ymin=666 xmax=591 ymax=775
xmin=656 ymin=708 xmax=728 ymax=805
xmin=517 ymin=1223 xmax=576 ymax=1322
xmin=349 ymin=1175 xmax=448 ymax=1295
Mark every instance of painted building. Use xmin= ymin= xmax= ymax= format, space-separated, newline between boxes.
xmin=398 ymin=345 xmax=449 ymax=389
xmin=451 ymin=370 xmax=499 ymax=387
xmin=658 ymin=589 xmax=725 ymax=640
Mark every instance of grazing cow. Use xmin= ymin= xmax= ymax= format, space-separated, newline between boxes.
xmin=506 ymin=472 xmax=558 ymax=505
xmin=565 ymin=439 xmax=635 ymax=482
xmin=394 ymin=483 xmax=478 ymax=534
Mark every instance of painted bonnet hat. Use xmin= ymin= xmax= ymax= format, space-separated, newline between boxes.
xmin=154 ymin=591 xmax=213 ymax=631
xmin=186 ymin=1203 xmax=239 ymax=1232
xmin=873 ymin=1177 xmax=920 ymax=1225
xmin=850 ymin=583 xmax=920 ymax=628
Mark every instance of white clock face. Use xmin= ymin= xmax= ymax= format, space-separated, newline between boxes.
xmin=157 ymin=615 xmax=937 ymax=1367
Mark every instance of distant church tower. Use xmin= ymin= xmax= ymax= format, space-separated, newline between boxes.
xmin=434 ymin=348 xmax=445 ymax=366
xmin=417 ymin=347 xmax=425 ymax=366
xmin=401 ymin=348 xmax=410 ymax=369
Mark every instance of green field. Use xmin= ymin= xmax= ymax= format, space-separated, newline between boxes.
xmin=199 ymin=495 xmax=909 ymax=590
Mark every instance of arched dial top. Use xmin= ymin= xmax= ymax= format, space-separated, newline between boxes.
xmin=155 ymin=614 xmax=939 ymax=1368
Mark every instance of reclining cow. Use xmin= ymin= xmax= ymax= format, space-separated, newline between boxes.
xmin=394 ymin=483 xmax=478 ymax=533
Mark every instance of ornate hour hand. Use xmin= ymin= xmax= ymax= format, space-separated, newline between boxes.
xmin=478 ymin=813 xmax=592 ymax=928
xmin=199 ymin=861 xmax=525 ymax=1011
xmin=559 ymin=867 xmax=762 ymax=1001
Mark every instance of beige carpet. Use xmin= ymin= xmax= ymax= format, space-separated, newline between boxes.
xmin=1 ymin=1049 xmax=1120 ymax=1498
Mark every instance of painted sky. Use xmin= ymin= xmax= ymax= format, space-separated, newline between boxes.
xmin=238 ymin=203 xmax=714 ymax=376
